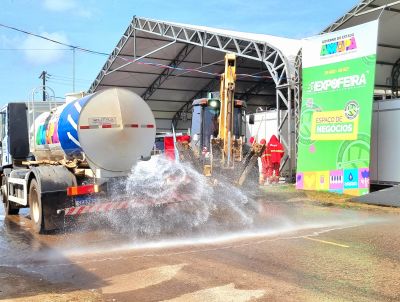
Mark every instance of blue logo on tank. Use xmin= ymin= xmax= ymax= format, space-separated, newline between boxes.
xmin=58 ymin=94 xmax=91 ymax=157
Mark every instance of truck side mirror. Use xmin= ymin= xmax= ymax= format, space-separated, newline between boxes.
xmin=249 ymin=114 xmax=255 ymax=125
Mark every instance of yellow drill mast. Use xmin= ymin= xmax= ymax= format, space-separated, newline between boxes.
xmin=208 ymin=53 xmax=243 ymax=171
xmin=218 ymin=53 xmax=237 ymax=167
xmin=179 ymin=53 xmax=264 ymax=185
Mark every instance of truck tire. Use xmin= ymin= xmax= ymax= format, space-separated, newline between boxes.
xmin=29 ymin=179 xmax=45 ymax=233
xmin=2 ymin=177 xmax=19 ymax=215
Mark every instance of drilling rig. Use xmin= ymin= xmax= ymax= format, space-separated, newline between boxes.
xmin=179 ymin=53 xmax=265 ymax=185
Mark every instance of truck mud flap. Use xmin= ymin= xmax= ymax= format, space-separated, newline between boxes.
xmin=41 ymin=191 xmax=74 ymax=230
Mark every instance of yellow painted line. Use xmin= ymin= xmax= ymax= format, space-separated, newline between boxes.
xmin=302 ymin=236 xmax=349 ymax=248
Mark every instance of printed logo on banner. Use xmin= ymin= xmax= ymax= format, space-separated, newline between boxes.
xmin=301 ymin=20 xmax=379 ymax=68
xmin=296 ymin=173 xmax=304 ymax=189
xmin=344 ymin=100 xmax=360 ymax=120
xmin=316 ymin=171 xmax=330 ymax=190
xmin=303 ymin=172 xmax=317 ymax=190
xmin=310 ymin=110 xmax=359 ymax=141
xmin=306 ymin=73 xmax=367 ymax=94
xmin=329 ymin=170 xmax=344 ymax=191
xmin=358 ymin=168 xmax=370 ymax=189
xmin=320 ymin=34 xmax=357 ymax=58
xmin=344 ymin=169 xmax=359 ymax=189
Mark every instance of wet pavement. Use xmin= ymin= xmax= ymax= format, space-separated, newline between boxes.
xmin=1 ymin=196 xmax=400 ymax=301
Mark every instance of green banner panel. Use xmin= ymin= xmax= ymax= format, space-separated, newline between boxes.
xmin=296 ymin=21 xmax=378 ymax=196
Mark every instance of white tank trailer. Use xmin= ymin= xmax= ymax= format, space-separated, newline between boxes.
xmin=1 ymin=88 xmax=156 ymax=233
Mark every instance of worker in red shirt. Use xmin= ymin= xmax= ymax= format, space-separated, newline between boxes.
xmin=178 ymin=134 xmax=191 ymax=143
xmin=266 ymin=135 xmax=284 ymax=183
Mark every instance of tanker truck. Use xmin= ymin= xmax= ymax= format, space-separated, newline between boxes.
xmin=0 ymin=88 xmax=156 ymax=233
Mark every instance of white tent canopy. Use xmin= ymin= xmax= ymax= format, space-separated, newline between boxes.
xmin=167 ymin=21 xmax=302 ymax=68
xmin=88 ymin=16 xmax=301 ymax=134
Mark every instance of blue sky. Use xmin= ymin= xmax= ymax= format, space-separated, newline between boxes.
xmin=0 ymin=0 xmax=359 ymax=103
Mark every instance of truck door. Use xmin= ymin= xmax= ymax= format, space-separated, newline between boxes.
xmin=190 ymin=105 xmax=202 ymax=154
xmin=0 ymin=107 xmax=9 ymax=167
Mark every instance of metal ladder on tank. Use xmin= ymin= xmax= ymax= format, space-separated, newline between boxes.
xmin=28 ymin=86 xmax=57 ymax=154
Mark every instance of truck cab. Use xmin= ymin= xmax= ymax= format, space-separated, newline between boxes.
xmin=0 ymin=103 xmax=30 ymax=168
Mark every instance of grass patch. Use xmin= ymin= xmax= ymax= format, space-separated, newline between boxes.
xmin=259 ymin=184 xmax=400 ymax=213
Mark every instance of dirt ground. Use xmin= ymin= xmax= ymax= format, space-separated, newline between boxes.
xmin=262 ymin=184 xmax=400 ymax=213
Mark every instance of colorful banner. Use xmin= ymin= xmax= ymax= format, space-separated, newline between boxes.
xmin=296 ymin=21 xmax=379 ymax=196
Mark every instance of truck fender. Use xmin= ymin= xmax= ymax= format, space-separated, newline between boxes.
xmin=28 ymin=165 xmax=77 ymax=193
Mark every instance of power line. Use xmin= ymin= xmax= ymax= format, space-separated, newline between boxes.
xmin=0 ymin=23 xmax=109 ymax=56
xmin=50 ymin=74 xmax=91 ymax=82
xmin=47 ymin=80 xmax=75 ymax=86
xmin=0 ymin=23 xmax=273 ymax=81
xmin=0 ymin=48 xmax=71 ymax=50
xmin=49 ymin=73 xmax=91 ymax=82
xmin=47 ymin=76 xmax=88 ymax=84
xmin=48 ymin=78 xmax=90 ymax=85
xmin=0 ymin=23 xmax=110 ymax=92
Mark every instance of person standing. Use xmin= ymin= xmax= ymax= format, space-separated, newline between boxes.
xmin=259 ymin=138 xmax=269 ymax=185
xmin=266 ymin=135 xmax=284 ymax=184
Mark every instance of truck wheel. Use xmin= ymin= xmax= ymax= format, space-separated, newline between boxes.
xmin=29 ymin=179 xmax=44 ymax=233
xmin=2 ymin=177 xmax=19 ymax=215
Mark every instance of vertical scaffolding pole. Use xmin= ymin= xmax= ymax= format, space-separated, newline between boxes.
xmin=294 ymin=50 xmax=303 ymax=173
xmin=287 ymin=86 xmax=293 ymax=181
xmin=133 ymin=28 xmax=136 ymax=59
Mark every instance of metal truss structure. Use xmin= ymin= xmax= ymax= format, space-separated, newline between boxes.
xmin=141 ymin=44 xmax=197 ymax=101
xmin=321 ymin=0 xmax=375 ymax=33
xmin=293 ymin=50 xmax=302 ymax=167
xmin=88 ymin=16 xmax=296 ymax=178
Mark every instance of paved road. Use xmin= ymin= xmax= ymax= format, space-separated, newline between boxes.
xmin=0 ymin=200 xmax=399 ymax=302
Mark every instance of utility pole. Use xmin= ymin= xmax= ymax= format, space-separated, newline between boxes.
xmin=72 ymin=47 xmax=76 ymax=92
xmin=39 ymin=71 xmax=47 ymax=102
